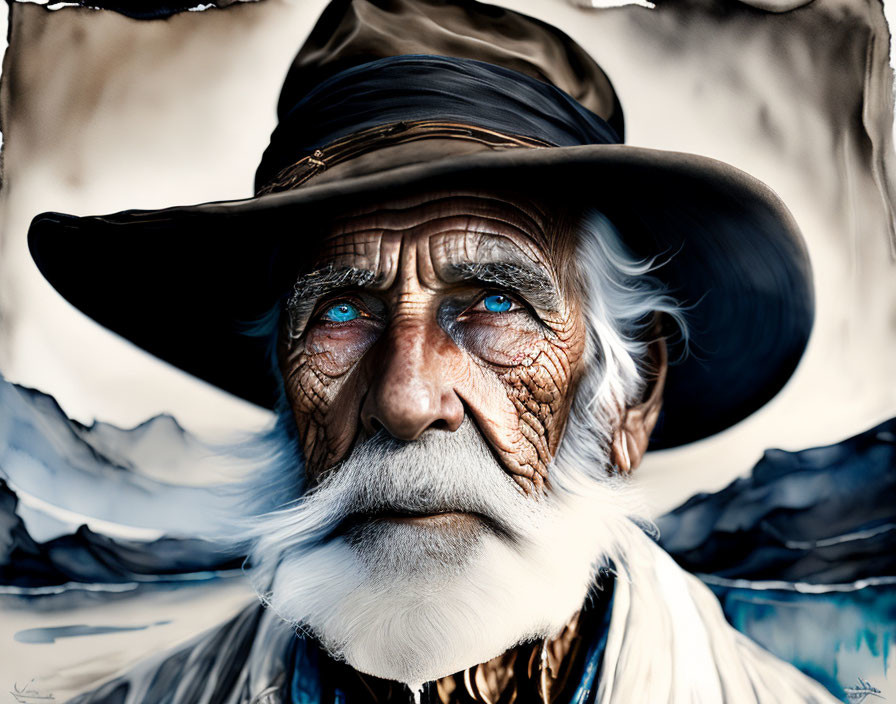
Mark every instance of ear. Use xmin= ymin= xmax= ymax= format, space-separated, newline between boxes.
xmin=610 ymin=336 xmax=667 ymax=473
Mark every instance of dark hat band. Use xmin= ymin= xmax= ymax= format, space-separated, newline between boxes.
xmin=258 ymin=119 xmax=555 ymax=194
xmin=254 ymin=54 xmax=621 ymax=192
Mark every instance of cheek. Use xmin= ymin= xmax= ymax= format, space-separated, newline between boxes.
xmin=450 ymin=312 xmax=545 ymax=366
xmin=451 ymin=316 xmax=583 ymax=491
xmin=499 ymin=339 xmax=575 ymax=477
xmin=305 ymin=322 xmax=381 ymax=376
xmin=280 ymin=322 xmax=380 ymax=473
xmin=500 ymin=339 xmax=574 ymax=440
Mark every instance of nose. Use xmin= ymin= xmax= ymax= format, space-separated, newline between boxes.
xmin=361 ymin=318 xmax=465 ymax=441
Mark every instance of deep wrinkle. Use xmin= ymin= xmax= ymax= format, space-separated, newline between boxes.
xmin=279 ymin=191 xmax=587 ymax=492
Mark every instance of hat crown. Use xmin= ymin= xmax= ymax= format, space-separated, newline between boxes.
xmin=254 ymin=0 xmax=626 ymax=193
xmin=280 ymin=0 xmax=623 ymax=135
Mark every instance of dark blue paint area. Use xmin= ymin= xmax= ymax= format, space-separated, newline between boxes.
xmin=0 ymin=571 xmax=243 ymax=616
xmin=658 ymin=418 xmax=896 ymax=584
xmin=706 ymin=581 xmax=895 ymax=701
xmin=658 ymin=417 xmax=896 ymax=701
xmin=15 ymin=620 xmax=171 ymax=644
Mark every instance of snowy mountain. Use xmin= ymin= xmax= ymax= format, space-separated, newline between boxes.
xmin=0 ymin=376 xmax=250 ymax=541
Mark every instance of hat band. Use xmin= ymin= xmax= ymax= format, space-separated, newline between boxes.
xmin=257 ymin=119 xmax=554 ymax=195
xmin=255 ymin=55 xmax=621 ymax=192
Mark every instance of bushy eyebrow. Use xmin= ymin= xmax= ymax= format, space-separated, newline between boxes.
xmin=286 ymin=265 xmax=380 ymax=335
xmin=445 ymin=261 xmax=562 ymax=312
xmin=284 ymin=258 xmax=563 ymax=336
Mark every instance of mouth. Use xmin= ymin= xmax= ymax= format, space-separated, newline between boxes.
xmin=378 ymin=510 xmax=480 ymax=527
xmin=331 ymin=509 xmax=504 ymax=539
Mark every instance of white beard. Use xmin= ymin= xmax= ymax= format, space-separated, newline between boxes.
xmin=246 ymin=417 xmax=643 ymax=690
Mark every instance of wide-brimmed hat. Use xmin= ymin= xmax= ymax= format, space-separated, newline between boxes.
xmin=27 ymin=0 xmax=813 ymax=450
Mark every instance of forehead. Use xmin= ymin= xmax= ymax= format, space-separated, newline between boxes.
xmin=310 ymin=190 xmax=571 ymax=283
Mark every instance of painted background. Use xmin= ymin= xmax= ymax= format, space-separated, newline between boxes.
xmin=0 ymin=0 xmax=894 ymax=700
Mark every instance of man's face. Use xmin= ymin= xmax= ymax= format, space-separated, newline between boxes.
xmin=279 ymin=190 xmax=588 ymax=493
xmin=253 ymin=191 xmax=644 ymax=687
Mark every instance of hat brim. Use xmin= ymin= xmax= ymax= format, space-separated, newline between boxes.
xmin=28 ymin=145 xmax=813 ymax=450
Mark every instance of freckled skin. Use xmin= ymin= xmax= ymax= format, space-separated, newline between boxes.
xmin=278 ymin=191 xmax=587 ymax=493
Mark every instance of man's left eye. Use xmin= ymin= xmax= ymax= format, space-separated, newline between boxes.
xmin=322 ymin=302 xmax=361 ymax=322
xmin=479 ymin=294 xmax=515 ymax=313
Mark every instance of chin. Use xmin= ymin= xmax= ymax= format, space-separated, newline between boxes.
xmin=261 ymin=483 xmax=634 ymax=690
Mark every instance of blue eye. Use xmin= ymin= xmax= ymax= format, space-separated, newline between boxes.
xmin=323 ymin=302 xmax=361 ymax=322
xmin=482 ymin=294 xmax=513 ymax=313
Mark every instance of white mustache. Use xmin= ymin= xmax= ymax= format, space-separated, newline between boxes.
xmin=247 ymin=417 xmax=539 ymax=567
xmin=328 ymin=420 xmax=534 ymax=533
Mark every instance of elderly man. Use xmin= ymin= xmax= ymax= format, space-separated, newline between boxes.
xmin=27 ymin=0 xmax=837 ymax=702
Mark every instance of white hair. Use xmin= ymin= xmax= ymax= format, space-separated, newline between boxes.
xmin=556 ymin=209 xmax=687 ymax=486
xmin=227 ymin=207 xmax=687 ymax=691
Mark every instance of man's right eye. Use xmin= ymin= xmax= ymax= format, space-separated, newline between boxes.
xmin=322 ymin=301 xmax=361 ymax=323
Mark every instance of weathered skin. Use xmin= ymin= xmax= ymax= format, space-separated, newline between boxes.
xmin=278 ymin=190 xmax=589 ymax=493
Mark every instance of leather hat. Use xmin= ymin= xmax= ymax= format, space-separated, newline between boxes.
xmin=28 ymin=0 xmax=813 ymax=449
